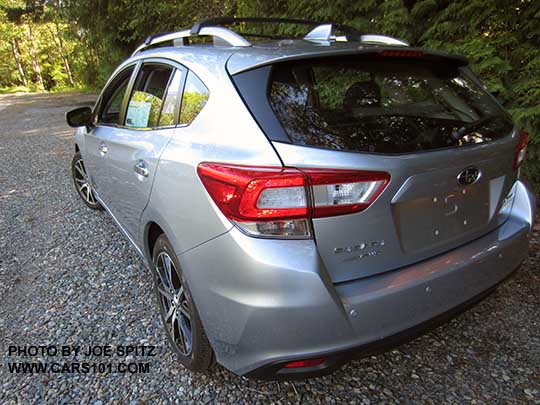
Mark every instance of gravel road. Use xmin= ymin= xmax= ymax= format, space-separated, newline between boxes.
xmin=0 ymin=92 xmax=539 ymax=404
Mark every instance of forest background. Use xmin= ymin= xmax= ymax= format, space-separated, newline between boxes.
xmin=1 ymin=0 xmax=538 ymax=186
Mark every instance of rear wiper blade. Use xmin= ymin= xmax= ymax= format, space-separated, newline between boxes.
xmin=452 ymin=114 xmax=499 ymax=141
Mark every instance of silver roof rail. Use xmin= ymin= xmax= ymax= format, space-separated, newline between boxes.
xmin=304 ymin=24 xmax=408 ymax=46
xmin=360 ymin=34 xmax=409 ymax=46
xmin=132 ymin=26 xmax=251 ymax=56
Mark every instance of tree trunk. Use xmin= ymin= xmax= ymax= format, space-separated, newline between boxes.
xmin=26 ymin=22 xmax=45 ymax=90
xmin=11 ymin=39 xmax=28 ymax=87
xmin=53 ymin=20 xmax=74 ymax=86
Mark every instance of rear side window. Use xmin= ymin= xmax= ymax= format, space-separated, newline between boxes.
xmin=158 ymin=69 xmax=184 ymax=127
xmin=179 ymin=72 xmax=209 ymax=125
xmin=266 ymin=57 xmax=513 ymax=154
xmin=125 ymin=64 xmax=174 ymax=129
xmin=99 ymin=66 xmax=135 ymax=125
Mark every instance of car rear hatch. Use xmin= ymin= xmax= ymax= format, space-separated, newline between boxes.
xmin=229 ymin=47 xmax=519 ymax=283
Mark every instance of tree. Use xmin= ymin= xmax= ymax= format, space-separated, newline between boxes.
xmin=24 ymin=17 xmax=45 ymax=90
xmin=10 ymin=38 xmax=27 ymax=86
xmin=0 ymin=0 xmax=538 ymax=185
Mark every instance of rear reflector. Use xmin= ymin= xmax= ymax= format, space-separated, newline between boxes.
xmin=197 ymin=163 xmax=390 ymax=238
xmin=283 ymin=358 xmax=325 ymax=369
xmin=513 ymin=130 xmax=529 ymax=170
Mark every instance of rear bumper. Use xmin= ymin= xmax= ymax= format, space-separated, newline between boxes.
xmin=245 ymin=266 xmax=518 ymax=380
xmin=179 ymin=180 xmax=536 ymax=378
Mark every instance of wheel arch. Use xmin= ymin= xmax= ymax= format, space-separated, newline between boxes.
xmin=145 ymin=221 xmax=165 ymax=261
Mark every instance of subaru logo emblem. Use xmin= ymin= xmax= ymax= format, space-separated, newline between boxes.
xmin=457 ymin=167 xmax=481 ymax=186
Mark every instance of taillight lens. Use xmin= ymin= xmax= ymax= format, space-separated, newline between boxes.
xmin=197 ymin=163 xmax=390 ymax=238
xmin=196 ymin=164 xmax=308 ymax=221
xmin=306 ymin=169 xmax=390 ymax=218
xmin=514 ymin=130 xmax=529 ymax=170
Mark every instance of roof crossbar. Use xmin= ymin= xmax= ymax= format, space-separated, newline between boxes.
xmin=131 ymin=16 xmax=409 ymax=56
xmin=190 ymin=17 xmax=363 ymax=38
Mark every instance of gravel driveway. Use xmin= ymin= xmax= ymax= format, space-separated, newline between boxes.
xmin=0 ymin=92 xmax=539 ymax=403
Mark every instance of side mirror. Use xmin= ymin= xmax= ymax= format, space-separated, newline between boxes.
xmin=66 ymin=106 xmax=93 ymax=128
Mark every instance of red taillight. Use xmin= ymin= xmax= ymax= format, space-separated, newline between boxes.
xmin=514 ymin=130 xmax=529 ymax=170
xmin=197 ymin=163 xmax=390 ymax=238
xmin=196 ymin=163 xmax=308 ymax=222
xmin=283 ymin=358 xmax=325 ymax=369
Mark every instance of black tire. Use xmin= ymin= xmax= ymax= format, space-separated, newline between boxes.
xmin=71 ymin=151 xmax=103 ymax=210
xmin=152 ymin=234 xmax=214 ymax=372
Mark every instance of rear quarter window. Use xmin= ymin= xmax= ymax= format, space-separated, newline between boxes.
xmin=179 ymin=72 xmax=209 ymax=125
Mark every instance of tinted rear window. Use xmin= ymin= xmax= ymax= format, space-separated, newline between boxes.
xmin=267 ymin=57 xmax=513 ymax=153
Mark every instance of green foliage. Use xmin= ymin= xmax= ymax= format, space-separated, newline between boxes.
xmin=0 ymin=0 xmax=538 ymax=185
xmin=180 ymin=91 xmax=209 ymax=124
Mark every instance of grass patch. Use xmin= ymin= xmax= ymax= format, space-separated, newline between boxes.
xmin=0 ymin=84 xmax=100 ymax=95
xmin=0 ymin=85 xmax=34 ymax=94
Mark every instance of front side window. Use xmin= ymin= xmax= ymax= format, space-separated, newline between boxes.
xmin=179 ymin=72 xmax=209 ymax=125
xmin=98 ymin=66 xmax=135 ymax=125
xmin=125 ymin=64 xmax=174 ymax=129
xmin=268 ymin=56 xmax=513 ymax=154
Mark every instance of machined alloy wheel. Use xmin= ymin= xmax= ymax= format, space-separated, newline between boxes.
xmin=152 ymin=234 xmax=213 ymax=371
xmin=71 ymin=151 xmax=102 ymax=210
xmin=155 ymin=251 xmax=193 ymax=355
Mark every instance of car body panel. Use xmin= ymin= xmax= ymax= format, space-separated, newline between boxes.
xmin=178 ymin=180 xmax=534 ymax=375
xmin=81 ymin=125 xmax=112 ymax=196
xmin=100 ymin=126 xmax=176 ymax=239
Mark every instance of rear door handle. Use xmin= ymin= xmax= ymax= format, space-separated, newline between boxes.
xmin=134 ymin=160 xmax=149 ymax=177
xmin=98 ymin=143 xmax=108 ymax=155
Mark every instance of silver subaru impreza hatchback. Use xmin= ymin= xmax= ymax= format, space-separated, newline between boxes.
xmin=66 ymin=17 xmax=536 ymax=379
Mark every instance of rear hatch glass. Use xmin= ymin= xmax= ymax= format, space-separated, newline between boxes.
xmin=268 ymin=56 xmax=513 ymax=153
